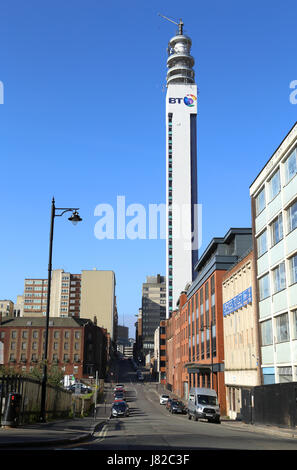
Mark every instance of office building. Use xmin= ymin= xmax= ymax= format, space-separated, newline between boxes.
xmin=250 ymin=121 xmax=297 ymax=384
xmin=222 ymin=249 xmax=261 ymax=420
xmin=165 ymin=20 xmax=198 ymax=317
xmin=141 ymin=275 xmax=166 ymax=356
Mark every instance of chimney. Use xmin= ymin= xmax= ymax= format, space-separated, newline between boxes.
xmin=93 ymin=316 xmax=97 ymax=326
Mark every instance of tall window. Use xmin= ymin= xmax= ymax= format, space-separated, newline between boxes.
xmin=275 ymin=313 xmax=289 ymax=343
xmin=257 ymin=229 xmax=267 ymax=257
xmin=255 ymin=187 xmax=266 ymax=216
xmin=285 ymin=148 xmax=297 ymax=183
xmin=287 ymin=200 xmax=297 ymax=233
xmin=289 ymin=254 xmax=297 ymax=285
xmin=270 ymin=214 xmax=283 ymax=246
xmin=269 ymin=169 xmax=281 ymax=200
xmin=259 ymin=273 xmax=270 ymax=300
xmin=292 ymin=310 xmax=297 ymax=340
xmin=205 ymin=283 xmax=209 ymax=327
xmin=260 ymin=319 xmax=273 ymax=346
xmin=211 ymin=275 xmax=215 ymax=323
xmin=272 ymin=262 xmax=286 ymax=293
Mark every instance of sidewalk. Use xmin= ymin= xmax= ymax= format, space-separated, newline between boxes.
xmin=0 ymin=397 xmax=111 ymax=449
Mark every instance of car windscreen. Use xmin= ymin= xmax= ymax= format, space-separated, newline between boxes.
xmin=113 ymin=403 xmax=126 ymax=411
xmin=197 ymin=394 xmax=217 ymax=406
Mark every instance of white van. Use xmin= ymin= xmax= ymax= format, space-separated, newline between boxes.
xmin=187 ymin=387 xmax=221 ymax=423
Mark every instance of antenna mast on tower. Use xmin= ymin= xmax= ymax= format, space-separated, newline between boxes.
xmin=158 ymin=13 xmax=184 ymax=35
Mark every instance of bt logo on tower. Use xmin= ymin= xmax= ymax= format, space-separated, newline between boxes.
xmin=169 ymin=94 xmax=197 ymax=107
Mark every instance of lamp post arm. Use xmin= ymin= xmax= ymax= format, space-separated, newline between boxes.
xmin=54 ymin=207 xmax=79 ymax=217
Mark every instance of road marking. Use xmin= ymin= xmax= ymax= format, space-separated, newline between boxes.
xmin=95 ymin=423 xmax=108 ymax=443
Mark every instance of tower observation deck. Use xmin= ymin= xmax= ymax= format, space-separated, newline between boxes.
xmin=166 ymin=19 xmax=195 ymax=86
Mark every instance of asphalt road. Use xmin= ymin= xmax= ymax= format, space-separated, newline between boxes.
xmin=60 ymin=358 xmax=297 ymax=452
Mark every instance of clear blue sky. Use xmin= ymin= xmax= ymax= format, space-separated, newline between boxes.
xmin=0 ymin=0 xmax=296 ymax=337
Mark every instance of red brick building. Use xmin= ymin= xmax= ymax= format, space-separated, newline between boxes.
xmin=0 ymin=316 xmax=108 ymax=381
xmin=165 ymin=228 xmax=253 ymax=416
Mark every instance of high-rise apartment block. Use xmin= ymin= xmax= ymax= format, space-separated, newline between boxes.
xmin=141 ymin=274 xmax=166 ymax=357
xmin=165 ymin=20 xmax=198 ymax=318
xmin=22 ymin=269 xmax=117 ymax=341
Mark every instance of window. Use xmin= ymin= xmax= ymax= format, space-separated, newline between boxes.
xmin=292 ymin=310 xmax=297 ymax=339
xmin=272 ymin=262 xmax=286 ymax=293
xmin=270 ymin=214 xmax=283 ymax=246
xmin=259 ymin=273 xmax=270 ymax=300
xmin=261 ymin=319 xmax=273 ymax=346
xmin=257 ymin=230 xmax=267 ymax=257
xmin=255 ymin=187 xmax=266 ymax=216
xmin=289 ymin=255 xmax=297 ymax=285
xmin=278 ymin=366 xmax=292 ymax=383
xmin=287 ymin=200 xmax=297 ymax=233
xmin=275 ymin=313 xmax=289 ymax=343
xmin=285 ymin=148 xmax=297 ymax=183
xmin=269 ymin=169 xmax=280 ymax=200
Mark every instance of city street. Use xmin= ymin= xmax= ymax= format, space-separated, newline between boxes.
xmin=56 ymin=359 xmax=297 ymax=452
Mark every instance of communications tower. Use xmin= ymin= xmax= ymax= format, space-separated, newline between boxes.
xmin=161 ymin=16 xmax=198 ymax=317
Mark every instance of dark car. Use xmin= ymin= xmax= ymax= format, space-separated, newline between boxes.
xmin=169 ymin=400 xmax=186 ymax=414
xmin=110 ymin=401 xmax=129 ymax=418
xmin=166 ymin=398 xmax=173 ymax=410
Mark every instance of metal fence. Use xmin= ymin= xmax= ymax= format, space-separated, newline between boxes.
xmin=0 ymin=375 xmax=72 ymax=425
xmin=241 ymin=382 xmax=297 ymax=428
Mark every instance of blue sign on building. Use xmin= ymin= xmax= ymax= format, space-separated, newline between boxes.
xmin=223 ymin=286 xmax=252 ymax=317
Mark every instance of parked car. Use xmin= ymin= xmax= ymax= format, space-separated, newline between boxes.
xmin=113 ymin=392 xmax=125 ymax=401
xmin=160 ymin=394 xmax=170 ymax=405
xmin=166 ymin=398 xmax=173 ymax=410
xmin=114 ymin=384 xmax=125 ymax=392
xmin=110 ymin=401 xmax=129 ymax=418
xmin=136 ymin=370 xmax=144 ymax=381
xmin=169 ymin=400 xmax=186 ymax=414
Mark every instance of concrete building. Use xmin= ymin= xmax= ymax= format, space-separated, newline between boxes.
xmin=22 ymin=269 xmax=118 ymax=342
xmin=23 ymin=279 xmax=48 ymax=317
xmin=222 ymin=249 xmax=261 ymax=420
xmin=250 ymin=121 xmax=297 ymax=385
xmin=165 ymin=20 xmax=198 ymax=318
xmin=80 ymin=270 xmax=117 ymax=342
xmin=50 ymin=270 xmax=81 ymax=318
xmin=141 ymin=275 xmax=166 ymax=357
xmin=23 ymin=271 xmax=81 ymax=318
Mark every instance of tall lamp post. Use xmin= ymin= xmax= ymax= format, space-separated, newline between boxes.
xmin=40 ymin=197 xmax=82 ymax=422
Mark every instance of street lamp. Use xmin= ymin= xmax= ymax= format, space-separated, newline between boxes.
xmin=40 ymin=197 xmax=82 ymax=422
